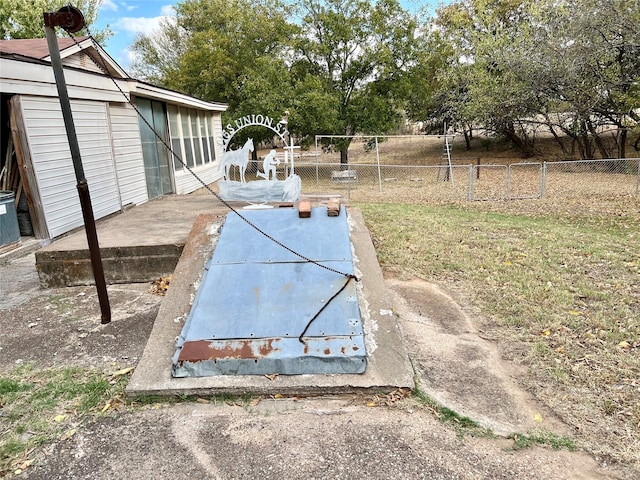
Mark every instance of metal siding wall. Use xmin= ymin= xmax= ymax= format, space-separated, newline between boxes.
xmin=20 ymin=96 xmax=121 ymax=238
xmin=108 ymin=104 xmax=148 ymax=206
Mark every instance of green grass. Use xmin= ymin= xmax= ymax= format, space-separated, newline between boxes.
xmin=358 ymin=201 xmax=640 ymax=465
xmin=129 ymin=391 xmax=253 ymax=407
xmin=413 ymin=385 xmax=491 ymax=438
xmin=414 ymin=382 xmax=576 ymax=451
xmin=0 ymin=364 xmax=130 ymax=476
xmin=508 ymin=430 xmax=577 ymax=451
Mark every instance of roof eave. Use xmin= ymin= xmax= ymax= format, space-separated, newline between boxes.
xmin=130 ymin=81 xmax=228 ymax=111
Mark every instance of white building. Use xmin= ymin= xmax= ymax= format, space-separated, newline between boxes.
xmin=0 ymin=36 xmax=227 ymax=241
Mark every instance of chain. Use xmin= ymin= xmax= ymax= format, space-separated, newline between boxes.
xmin=60 ymin=29 xmax=357 ymax=283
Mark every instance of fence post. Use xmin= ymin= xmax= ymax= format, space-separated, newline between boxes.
xmin=375 ymin=136 xmax=382 ymax=192
xmin=506 ymin=164 xmax=512 ymax=200
xmin=541 ymin=162 xmax=547 ymax=198
xmin=636 ymin=159 xmax=640 ymax=195
xmin=467 ymin=165 xmax=474 ymax=201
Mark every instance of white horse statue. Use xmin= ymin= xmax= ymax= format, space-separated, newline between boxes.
xmin=221 ymin=138 xmax=254 ymax=183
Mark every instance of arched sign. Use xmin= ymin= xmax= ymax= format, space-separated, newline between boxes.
xmin=221 ymin=114 xmax=289 ymax=151
xmin=217 ymin=113 xmax=302 ymax=201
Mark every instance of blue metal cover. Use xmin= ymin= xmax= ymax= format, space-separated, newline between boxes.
xmin=172 ymin=206 xmax=366 ymax=377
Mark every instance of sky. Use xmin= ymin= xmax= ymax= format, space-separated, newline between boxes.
xmin=95 ymin=0 xmax=177 ymax=69
xmin=95 ymin=0 xmax=445 ymax=72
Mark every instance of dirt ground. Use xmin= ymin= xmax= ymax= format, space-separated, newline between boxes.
xmin=2 ymin=251 xmax=638 ymax=480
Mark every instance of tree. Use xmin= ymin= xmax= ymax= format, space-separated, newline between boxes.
xmin=130 ymin=0 xmax=295 ymax=150
xmin=290 ymin=0 xmax=420 ymax=164
xmin=426 ymin=0 xmax=542 ymax=157
xmin=129 ymin=17 xmax=187 ymax=88
xmin=0 ymin=0 xmax=111 ymax=44
xmin=428 ymin=0 xmax=640 ymax=159
xmin=131 ymin=0 xmax=422 ymax=162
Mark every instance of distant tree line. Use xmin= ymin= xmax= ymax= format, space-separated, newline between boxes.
xmin=3 ymin=0 xmax=639 ymax=161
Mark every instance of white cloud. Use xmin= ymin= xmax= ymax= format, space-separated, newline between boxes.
xmin=112 ymin=4 xmax=176 ymax=36
xmin=115 ymin=14 xmax=173 ymax=36
xmin=101 ymin=0 xmax=118 ymax=11
xmin=160 ymin=5 xmax=176 ymax=16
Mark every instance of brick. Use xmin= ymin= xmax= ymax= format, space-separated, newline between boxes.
xmin=298 ymin=200 xmax=311 ymax=218
xmin=327 ymin=198 xmax=341 ymax=216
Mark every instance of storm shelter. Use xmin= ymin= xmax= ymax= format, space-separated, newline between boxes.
xmin=172 ymin=206 xmax=366 ymax=377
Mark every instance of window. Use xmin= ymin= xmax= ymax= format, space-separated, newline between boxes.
xmin=191 ymin=112 xmax=202 ymax=165
xmin=167 ymin=104 xmax=183 ymax=171
xmin=179 ymin=107 xmax=194 ymax=168
xmin=199 ymin=111 xmax=210 ymax=163
xmin=208 ymin=114 xmax=216 ymax=162
xmin=136 ymin=97 xmax=173 ymax=198
xmin=166 ymin=106 xmax=217 ymax=171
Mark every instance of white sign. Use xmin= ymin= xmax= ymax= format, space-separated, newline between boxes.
xmin=221 ymin=114 xmax=289 ymax=151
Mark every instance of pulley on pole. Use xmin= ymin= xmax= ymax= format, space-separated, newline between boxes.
xmin=43 ymin=5 xmax=111 ymax=324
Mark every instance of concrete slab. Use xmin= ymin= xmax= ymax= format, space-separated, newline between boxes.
xmin=34 ymin=195 xmax=244 ymax=287
xmin=127 ymin=206 xmax=415 ymax=396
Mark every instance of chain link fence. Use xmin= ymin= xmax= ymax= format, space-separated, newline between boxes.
xmin=278 ymin=158 xmax=638 ymax=203
xmin=238 ymin=157 xmax=640 ymax=204
xmin=235 ymin=135 xmax=639 ymax=204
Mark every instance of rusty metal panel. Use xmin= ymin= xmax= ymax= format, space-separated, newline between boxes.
xmin=172 ymin=206 xmax=367 ymax=377
xmin=173 ymin=336 xmax=366 ymax=376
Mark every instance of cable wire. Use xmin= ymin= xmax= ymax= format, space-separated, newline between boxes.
xmin=60 ymin=29 xmax=357 ymax=282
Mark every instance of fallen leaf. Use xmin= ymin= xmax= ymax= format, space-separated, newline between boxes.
xmin=617 ymin=341 xmax=630 ymax=349
xmin=100 ymin=403 xmax=111 ymax=414
xmin=366 ymin=401 xmax=377 ymax=407
xmin=248 ymin=397 xmax=261 ymax=407
xmin=196 ymin=397 xmax=210 ymax=404
xmin=60 ymin=428 xmax=77 ymax=441
xmin=54 ymin=414 xmax=66 ymax=423
xmin=568 ymin=310 xmax=581 ymax=316
xmin=16 ymin=459 xmax=34 ymax=471
xmin=111 ymin=367 xmax=134 ymax=377
xmin=534 ymin=412 xmax=543 ymax=423
xmin=149 ymin=275 xmax=172 ymax=295
xmin=273 ymin=393 xmax=284 ymax=399
xmin=264 ymin=374 xmax=278 ymax=381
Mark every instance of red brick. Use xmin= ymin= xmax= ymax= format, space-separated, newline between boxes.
xmin=298 ymin=200 xmax=311 ymax=218
xmin=327 ymin=198 xmax=341 ymax=216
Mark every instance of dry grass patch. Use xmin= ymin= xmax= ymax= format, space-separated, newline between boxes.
xmin=358 ymin=201 xmax=639 ymax=469
xmin=0 ymin=365 xmax=131 ymax=476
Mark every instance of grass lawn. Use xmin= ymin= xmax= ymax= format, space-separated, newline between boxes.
xmin=358 ymin=201 xmax=639 ymax=466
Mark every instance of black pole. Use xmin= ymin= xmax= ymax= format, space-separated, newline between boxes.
xmin=44 ymin=18 xmax=111 ymax=324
